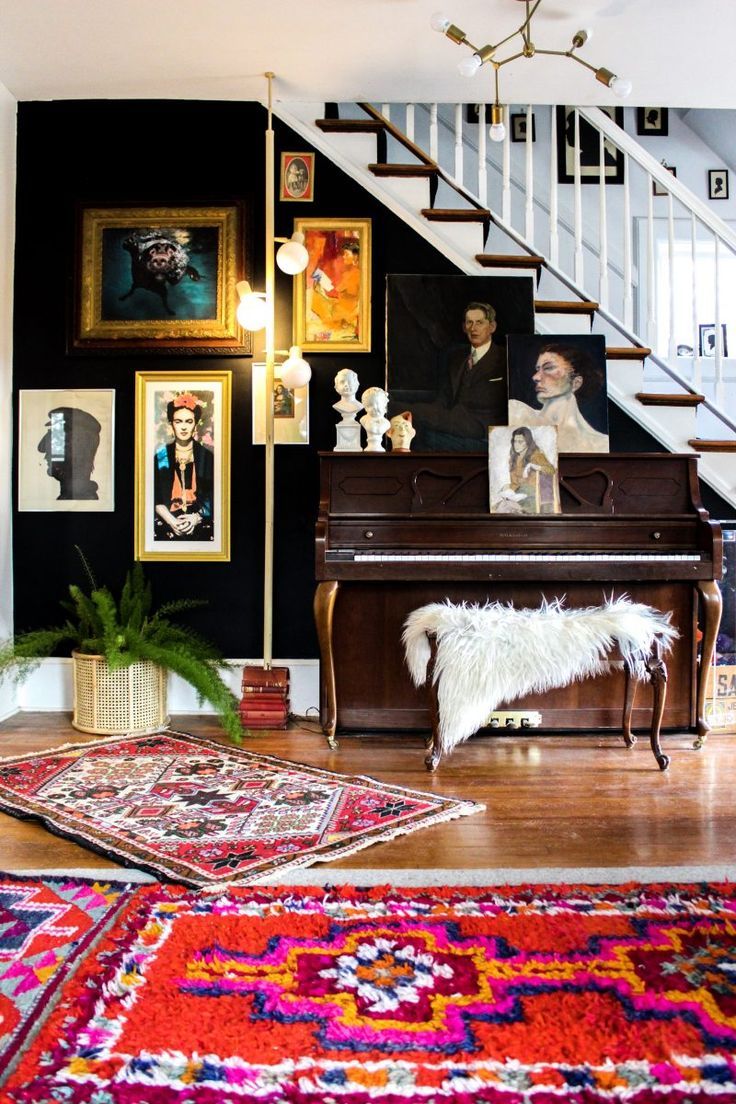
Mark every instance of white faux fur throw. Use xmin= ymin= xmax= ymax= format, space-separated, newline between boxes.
xmin=402 ymin=597 xmax=679 ymax=755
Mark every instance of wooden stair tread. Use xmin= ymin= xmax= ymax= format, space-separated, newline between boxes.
xmin=476 ymin=253 xmax=544 ymax=268
xmin=688 ymin=439 xmax=736 ymax=452
xmin=606 ymin=346 xmax=652 ymax=360
xmin=636 ymin=392 xmax=705 ymax=407
xmin=316 ymin=118 xmax=384 ymax=134
xmin=422 ymin=207 xmax=490 ymax=222
xmin=535 ymin=299 xmax=598 ymax=314
xmin=369 ymin=163 xmax=438 ymax=177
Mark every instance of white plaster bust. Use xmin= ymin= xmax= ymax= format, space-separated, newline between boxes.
xmin=332 ymin=368 xmax=363 ymax=423
xmin=359 ymin=386 xmax=390 ymax=452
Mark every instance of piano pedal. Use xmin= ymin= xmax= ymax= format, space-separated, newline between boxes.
xmin=485 ymin=711 xmax=542 ymax=732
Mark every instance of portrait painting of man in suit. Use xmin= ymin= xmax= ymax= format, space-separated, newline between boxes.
xmin=386 ymin=274 xmax=535 ymax=451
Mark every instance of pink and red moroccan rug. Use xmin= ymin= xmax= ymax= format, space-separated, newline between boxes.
xmin=1 ymin=877 xmax=736 ymax=1102
xmin=0 ymin=731 xmax=481 ymax=888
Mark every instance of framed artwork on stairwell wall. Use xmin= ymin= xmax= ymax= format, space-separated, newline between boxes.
xmin=708 ymin=169 xmax=729 ymax=200
xmin=556 ymin=106 xmax=625 ymax=185
xmin=636 ymin=107 xmax=669 ymax=136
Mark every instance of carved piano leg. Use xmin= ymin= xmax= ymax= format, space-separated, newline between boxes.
xmin=424 ymin=634 xmax=442 ymax=771
xmin=695 ymin=580 xmax=723 ymax=749
xmin=622 ymin=661 xmax=638 ymax=748
xmin=646 ymin=648 xmax=669 ymax=771
xmin=314 ymin=580 xmax=340 ymax=750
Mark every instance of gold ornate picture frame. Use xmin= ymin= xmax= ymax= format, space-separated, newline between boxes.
xmin=293 ymin=218 xmax=371 ymax=352
xmin=74 ymin=205 xmax=249 ymax=354
xmin=134 ymin=371 xmax=231 ymax=562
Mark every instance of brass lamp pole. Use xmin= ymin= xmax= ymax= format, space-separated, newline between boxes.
xmin=263 ymin=70 xmax=276 ymax=670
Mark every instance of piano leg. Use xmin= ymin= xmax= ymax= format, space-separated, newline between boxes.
xmin=314 ymin=580 xmax=340 ymax=750
xmin=695 ymin=580 xmax=723 ymax=749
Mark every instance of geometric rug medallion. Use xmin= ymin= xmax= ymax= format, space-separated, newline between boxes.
xmin=3 ymin=878 xmax=736 ymax=1101
xmin=0 ymin=731 xmax=482 ymax=889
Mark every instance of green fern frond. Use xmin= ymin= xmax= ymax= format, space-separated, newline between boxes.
xmin=74 ymin=545 xmax=97 ymax=592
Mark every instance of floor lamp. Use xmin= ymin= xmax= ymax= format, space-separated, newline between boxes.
xmin=237 ymin=72 xmax=311 ymax=684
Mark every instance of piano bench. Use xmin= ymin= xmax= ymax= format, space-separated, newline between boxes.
xmin=401 ymin=598 xmax=679 ymax=772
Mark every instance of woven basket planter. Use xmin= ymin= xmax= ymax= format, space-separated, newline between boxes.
xmin=71 ymin=651 xmax=169 ymax=736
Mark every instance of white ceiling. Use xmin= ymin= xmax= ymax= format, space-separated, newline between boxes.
xmin=0 ymin=0 xmax=734 ymax=110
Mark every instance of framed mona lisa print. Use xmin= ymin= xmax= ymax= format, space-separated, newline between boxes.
xmin=134 ymin=371 xmax=231 ymax=562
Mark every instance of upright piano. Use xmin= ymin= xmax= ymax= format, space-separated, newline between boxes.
xmin=314 ymin=452 xmax=722 ymax=747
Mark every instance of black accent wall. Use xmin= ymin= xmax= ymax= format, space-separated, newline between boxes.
xmin=12 ymin=99 xmax=734 ymax=659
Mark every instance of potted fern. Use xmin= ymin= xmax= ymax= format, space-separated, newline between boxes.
xmin=0 ymin=549 xmax=242 ymax=743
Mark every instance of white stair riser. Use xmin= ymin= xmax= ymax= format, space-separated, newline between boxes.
xmin=534 ymin=313 xmax=592 ymax=336
xmin=373 ymin=175 xmax=430 ymax=210
xmin=605 ymin=360 xmax=645 ymax=397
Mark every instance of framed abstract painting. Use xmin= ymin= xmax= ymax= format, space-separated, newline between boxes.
xmin=292 ymin=218 xmax=371 ymax=352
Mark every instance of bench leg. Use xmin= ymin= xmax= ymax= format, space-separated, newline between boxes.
xmin=424 ymin=634 xmax=443 ymax=771
xmin=623 ymin=648 xmax=669 ymax=770
xmin=647 ymin=652 xmax=669 ymax=771
xmin=622 ymin=662 xmax=638 ymax=748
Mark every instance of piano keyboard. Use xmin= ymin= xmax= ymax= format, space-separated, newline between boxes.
xmin=328 ymin=551 xmax=704 ymax=563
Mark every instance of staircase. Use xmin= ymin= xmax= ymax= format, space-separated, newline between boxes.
xmin=275 ymin=100 xmax=736 ymax=509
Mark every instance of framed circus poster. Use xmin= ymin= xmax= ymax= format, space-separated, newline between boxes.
xmin=134 ymin=371 xmax=231 ymax=562
xmin=74 ymin=204 xmax=249 ymax=354
xmin=292 ymin=218 xmax=371 ymax=352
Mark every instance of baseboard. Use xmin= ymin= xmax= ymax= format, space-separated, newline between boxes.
xmin=15 ymin=657 xmax=320 ymax=718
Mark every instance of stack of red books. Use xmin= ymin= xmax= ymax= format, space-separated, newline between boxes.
xmin=240 ymin=665 xmax=289 ymax=729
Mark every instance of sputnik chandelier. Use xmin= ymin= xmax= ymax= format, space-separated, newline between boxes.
xmin=431 ymin=0 xmax=631 ymax=142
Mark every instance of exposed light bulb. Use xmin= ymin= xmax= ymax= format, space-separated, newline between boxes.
xmin=430 ymin=11 xmax=451 ymax=32
xmin=276 ymin=232 xmax=309 ymax=275
xmin=235 ymin=281 xmax=268 ymax=331
xmin=489 ymin=122 xmax=506 ymax=143
xmin=458 ymin=53 xmax=482 ymax=77
xmin=572 ymin=27 xmax=593 ymax=48
xmin=611 ymin=76 xmax=632 ymax=99
xmin=280 ymin=345 xmax=311 ymax=389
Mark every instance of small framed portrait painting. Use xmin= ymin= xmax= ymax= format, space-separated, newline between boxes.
xmin=489 ymin=425 xmax=560 ymax=515
xmin=636 ymin=107 xmax=668 ymax=136
xmin=511 ymin=112 xmax=535 ymax=143
xmin=18 ymin=389 xmax=115 ymax=512
xmin=652 ymin=164 xmax=677 ymax=196
xmin=280 ymin=152 xmax=315 ymax=202
xmin=709 ymin=169 xmax=729 ymax=200
xmin=556 ymin=106 xmax=624 ymax=184
xmin=74 ymin=204 xmax=248 ymax=354
xmin=699 ymin=323 xmax=728 ymax=358
xmin=293 ymin=218 xmax=371 ymax=352
xmin=134 ymin=371 xmax=231 ymax=562
xmin=251 ymin=364 xmax=309 ymax=445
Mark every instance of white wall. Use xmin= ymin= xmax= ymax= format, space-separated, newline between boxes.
xmin=0 ymin=82 xmax=16 ymax=721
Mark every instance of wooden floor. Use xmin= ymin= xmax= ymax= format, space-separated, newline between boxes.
xmin=1 ymin=712 xmax=735 ymax=879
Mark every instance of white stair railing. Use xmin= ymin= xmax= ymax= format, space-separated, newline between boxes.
xmin=365 ymin=101 xmax=736 ymax=437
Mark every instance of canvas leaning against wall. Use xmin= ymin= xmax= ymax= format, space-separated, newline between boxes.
xmin=134 ymin=372 xmax=231 ymax=562
xmin=507 ymin=334 xmax=609 ymax=453
xmin=18 ymin=389 xmax=115 ymax=512
xmin=385 ymin=273 xmax=535 ymax=451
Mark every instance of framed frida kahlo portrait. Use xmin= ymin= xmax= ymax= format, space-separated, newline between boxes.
xmin=134 ymin=371 xmax=231 ymax=562
xmin=74 ymin=205 xmax=249 ymax=354
xmin=18 ymin=389 xmax=115 ymax=512
xmin=292 ymin=218 xmax=371 ymax=352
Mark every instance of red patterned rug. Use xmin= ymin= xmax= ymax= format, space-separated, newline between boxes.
xmin=2 ymin=879 xmax=736 ymax=1102
xmin=0 ymin=873 xmax=134 ymax=1083
xmin=0 ymin=731 xmax=481 ymax=889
